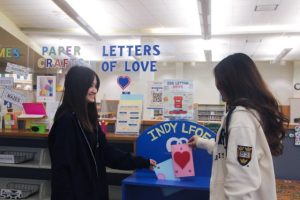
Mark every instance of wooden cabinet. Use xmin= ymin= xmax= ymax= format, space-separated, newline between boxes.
xmin=0 ymin=131 xmax=50 ymax=200
xmin=0 ymin=130 xmax=137 ymax=199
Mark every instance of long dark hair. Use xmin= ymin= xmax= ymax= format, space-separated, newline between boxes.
xmin=54 ymin=66 xmax=100 ymax=133
xmin=214 ymin=53 xmax=288 ymax=156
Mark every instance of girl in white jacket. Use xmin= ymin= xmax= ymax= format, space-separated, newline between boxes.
xmin=189 ymin=53 xmax=288 ymax=200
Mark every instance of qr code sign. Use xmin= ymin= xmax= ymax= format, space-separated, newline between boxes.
xmin=152 ymin=92 xmax=162 ymax=103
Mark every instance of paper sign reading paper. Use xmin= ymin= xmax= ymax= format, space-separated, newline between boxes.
xmin=171 ymin=143 xmax=195 ymax=178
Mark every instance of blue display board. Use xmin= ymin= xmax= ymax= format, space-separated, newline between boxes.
xmin=122 ymin=120 xmax=216 ymax=200
xmin=136 ymin=120 xmax=216 ymax=178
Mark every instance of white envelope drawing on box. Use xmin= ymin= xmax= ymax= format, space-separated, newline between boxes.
xmin=154 ymin=158 xmax=179 ymax=181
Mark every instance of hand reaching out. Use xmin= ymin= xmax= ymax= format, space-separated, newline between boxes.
xmin=149 ymin=159 xmax=157 ymax=170
xmin=188 ymin=135 xmax=199 ymax=148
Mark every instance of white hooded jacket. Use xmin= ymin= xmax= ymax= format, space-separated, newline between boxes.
xmin=196 ymin=106 xmax=277 ymax=200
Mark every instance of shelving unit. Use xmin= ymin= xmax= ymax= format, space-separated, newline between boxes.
xmin=0 ymin=178 xmax=50 ymax=200
xmin=0 ymin=130 xmax=138 ymax=199
xmin=194 ymin=104 xmax=226 ymax=122
xmin=0 ymin=131 xmax=50 ymax=199
xmin=99 ymin=100 xmax=119 ymax=119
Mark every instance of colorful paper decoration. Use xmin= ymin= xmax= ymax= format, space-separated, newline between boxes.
xmin=4 ymin=113 xmax=17 ymax=129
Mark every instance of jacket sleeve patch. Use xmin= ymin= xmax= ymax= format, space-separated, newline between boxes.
xmin=237 ymin=145 xmax=252 ymax=166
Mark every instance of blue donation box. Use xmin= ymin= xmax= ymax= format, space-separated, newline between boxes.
xmin=122 ymin=120 xmax=216 ymax=200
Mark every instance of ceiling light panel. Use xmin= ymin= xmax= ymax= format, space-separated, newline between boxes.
xmin=0 ymin=0 xmax=80 ymax=29
xmin=211 ymin=0 xmax=300 ymax=35
xmin=66 ymin=0 xmax=201 ymax=36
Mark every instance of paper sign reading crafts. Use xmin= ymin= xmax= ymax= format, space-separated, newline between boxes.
xmin=171 ymin=143 xmax=195 ymax=177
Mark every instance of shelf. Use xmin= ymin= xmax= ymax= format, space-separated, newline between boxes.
xmin=0 ymin=130 xmax=48 ymax=138
xmin=0 ymin=178 xmax=50 ymax=200
xmin=0 ymin=146 xmax=49 ymax=169
xmin=194 ymin=104 xmax=226 ymax=122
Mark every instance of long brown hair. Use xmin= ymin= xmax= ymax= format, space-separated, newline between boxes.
xmin=214 ymin=53 xmax=288 ymax=156
xmin=54 ymin=66 xmax=100 ymax=133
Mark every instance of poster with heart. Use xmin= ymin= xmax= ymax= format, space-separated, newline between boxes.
xmin=171 ymin=143 xmax=195 ymax=177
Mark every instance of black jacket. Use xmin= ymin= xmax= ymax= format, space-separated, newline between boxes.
xmin=48 ymin=111 xmax=150 ymax=200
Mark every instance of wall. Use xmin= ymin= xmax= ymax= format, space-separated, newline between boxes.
xmin=293 ymin=61 xmax=300 ymax=98
xmin=257 ymin=61 xmax=294 ymax=105
xmin=96 ymin=61 xmax=294 ymax=105
xmin=273 ymin=130 xmax=300 ymax=180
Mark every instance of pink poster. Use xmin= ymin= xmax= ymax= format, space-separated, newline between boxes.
xmin=171 ymin=143 xmax=195 ymax=178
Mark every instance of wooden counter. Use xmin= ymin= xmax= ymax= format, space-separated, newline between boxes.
xmin=0 ymin=130 xmax=138 ymax=153
xmin=0 ymin=119 xmax=297 ymax=154
xmin=101 ymin=118 xmax=298 ymax=129
xmin=0 ymin=130 xmax=137 ymax=140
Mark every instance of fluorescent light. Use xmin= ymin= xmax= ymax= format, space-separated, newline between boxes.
xmin=198 ymin=0 xmax=211 ymax=39
xmin=213 ymin=25 xmax=300 ymax=35
xmin=53 ymin=0 xmax=101 ymax=40
xmin=255 ymin=4 xmax=278 ymax=12
xmin=271 ymin=48 xmax=293 ymax=64
xmin=76 ymin=16 xmax=88 ymax=26
xmin=204 ymin=50 xmax=212 ymax=62
xmin=150 ymin=27 xmax=200 ymax=35
xmin=65 ymin=0 xmax=113 ymax=34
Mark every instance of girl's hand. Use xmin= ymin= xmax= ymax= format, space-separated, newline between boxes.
xmin=149 ymin=159 xmax=157 ymax=170
xmin=188 ymin=135 xmax=199 ymax=148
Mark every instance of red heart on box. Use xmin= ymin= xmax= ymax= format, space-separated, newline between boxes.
xmin=174 ymin=151 xmax=190 ymax=169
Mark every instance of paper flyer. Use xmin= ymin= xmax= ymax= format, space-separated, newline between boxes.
xmin=36 ymin=76 xmax=56 ymax=102
xmin=163 ymin=80 xmax=193 ymax=120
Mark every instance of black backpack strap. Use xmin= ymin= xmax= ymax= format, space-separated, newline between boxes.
xmin=224 ymin=106 xmax=236 ymax=154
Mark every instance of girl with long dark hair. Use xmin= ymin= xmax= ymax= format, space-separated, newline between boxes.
xmin=48 ymin=66 xmax=156 ymax=200
xmin=189 ymin=53 xmax=288 ymax=200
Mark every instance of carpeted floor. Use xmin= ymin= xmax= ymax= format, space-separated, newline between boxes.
xmin=109 ymin=180 xmax=300 ymax=200
xmin=277 ymin=179 xmax=300 ymax=200
xmin=109 ymin=185 xmax=122 ymax=200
